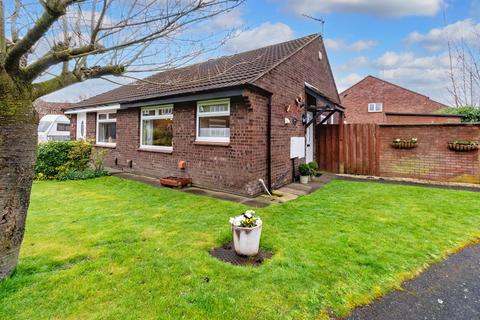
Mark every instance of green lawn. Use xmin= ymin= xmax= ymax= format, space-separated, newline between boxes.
xmin=1 ymin=177 xmax=479 ymax=319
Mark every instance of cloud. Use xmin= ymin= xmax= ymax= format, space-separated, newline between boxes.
xmin=336 ymin=50 xmax=453 ymax=104
xmin=325 ymin=39 xmax=377 ymax=52
xmin=225 ymin=22 xmax=294 ymax=53
xmin=203 ymin=8 xmax=244 ymax=32
xmin=337 ymin=73 xmax=364 ymax=92
xmin=282 ymin=0 xmax=443 ymax=17
xmin=337 ymin=56 xmax=370 ymax=72
xmin=404 ymin=19 xmax=480 ymax=51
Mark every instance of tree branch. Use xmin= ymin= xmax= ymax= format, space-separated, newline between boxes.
xmin=32 ymin=64 xmax=124 ymax=99
xmin=0 ymin=0 xmax=5 ymax=63
xmin=4 ymin=0 xmax=79 ymax=72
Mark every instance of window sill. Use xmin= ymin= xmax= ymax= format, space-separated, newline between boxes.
xmin=138 ymin=147 xmax=173 ymax=154
xmin=193 ymin=140 xmax=230 ymax=147
xmin=95 ymin=143 xmax=116 ymax=149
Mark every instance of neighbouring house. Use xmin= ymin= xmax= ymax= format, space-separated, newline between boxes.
xmin=64 ymin=34 xmax=343 ymax=196
xmin=34 ymin=99 xmax=72 ymax=119
xmin=341 ymin=76 xmax=462 ymax=124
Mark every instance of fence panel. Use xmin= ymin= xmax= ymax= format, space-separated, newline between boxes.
xmin=316 ymin=124 xmax=377 ymax=175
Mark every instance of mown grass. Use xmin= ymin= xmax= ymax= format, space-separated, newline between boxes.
xmin=0 ymin=177 xmax=479 ymax=319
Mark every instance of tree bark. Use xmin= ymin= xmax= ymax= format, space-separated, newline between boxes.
xmin=0 ymin=71 xmax=37 ymax=279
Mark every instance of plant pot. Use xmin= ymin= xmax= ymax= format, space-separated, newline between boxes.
xmin=160 ymin=176 xmax=192 ymax=188
xmin=448 ymin=142 xmax=479 ymax=152
xmin=232 ymin=224 xmax=262 ymax=256
xmin=300 ymin=175 xmax=309 ymax=184
xmin=392 ymin=141 xmax=417 ymax=149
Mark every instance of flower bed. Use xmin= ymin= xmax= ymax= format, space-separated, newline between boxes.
xmin=391 ymin=138 xmax=418 ymax=149
xmin=447 ymin=140 xmax=479 ymax=152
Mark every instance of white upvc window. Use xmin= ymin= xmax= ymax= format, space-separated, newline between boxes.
xmin=140 ymin=105 xmax=174 ymax=151
xmin=96 ymin=111 xmax=117 ymax=146
xmin=368 ymin=102 xmax=383 ymax=113
xmin=196 ymin=98 xmax=230 ymax=143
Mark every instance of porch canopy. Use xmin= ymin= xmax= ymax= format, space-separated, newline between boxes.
xmin=304 ymin=82 xmax=344 ymax=126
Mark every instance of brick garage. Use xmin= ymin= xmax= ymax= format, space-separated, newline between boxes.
xmin=65 ymin=35 xmax=342 ymax=196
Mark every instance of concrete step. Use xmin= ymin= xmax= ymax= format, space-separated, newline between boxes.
xmin=287 ymin=183 xmax=314 ymax=192
xmin=276 ymin=186 xmax=308 ymax=196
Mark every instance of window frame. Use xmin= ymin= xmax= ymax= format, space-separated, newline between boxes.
xmin=196 ymin=98 xmax=231 ymax=143
xmin=96 ymin=110 xmax=117 ymax=147
xmin=139 ymin=105 xmax=174 ymax=151
xmin=368 ymin=102 xmax=383 ymax=113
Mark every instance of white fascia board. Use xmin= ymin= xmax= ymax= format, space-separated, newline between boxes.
xmin=64 ymin=104 xmax=121 ymax=114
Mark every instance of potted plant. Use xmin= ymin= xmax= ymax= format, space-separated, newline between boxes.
xmin=230 ymin=210 xmax=262 ymax=256
xmin=308 ymin=161 xmax=319 ymax=181
xmin=299 ymin=163 xmax=311 ymax=184
xmin=391 ymin=138 xmax=418 ymax=149
xmin=447 ymin=140 xmax=479 ymax=152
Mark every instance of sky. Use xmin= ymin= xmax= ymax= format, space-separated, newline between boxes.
xmin=46 ymin=0 xmax=480 ymax=106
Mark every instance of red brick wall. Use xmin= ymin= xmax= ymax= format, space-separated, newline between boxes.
xmin=385 ymin=114 xmax=462 ymax=124
xmin=79 ymin=95 xmax=269 ymax=196
xmin=253 ymin=37 xmax=340 ymax=187
xmin=378 ymin=124 xmax=480 ymax=184
xmin=341 ymin=76 xmax=448 ymax=124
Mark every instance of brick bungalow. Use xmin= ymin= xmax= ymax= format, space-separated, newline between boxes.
xmin=64 ymin=34 xmax=343 ymax=196
xmin=341 ymin=75 xmax=462 ymax=124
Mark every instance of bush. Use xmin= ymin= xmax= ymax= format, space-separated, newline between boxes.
xmin=57 ymin=169 xmax=109 ymax=181
xmin=36 ymin=142 xmax=74 ymax=179
xmin=35 ymin=140 xmax=103 ymax=181
xmin=299 ymin=163 xmax=311 ymax=176
xmin=438 ymin=106 xmax=480 ymax=122
xmin=307 ymin=161 xmax=318 ymax=176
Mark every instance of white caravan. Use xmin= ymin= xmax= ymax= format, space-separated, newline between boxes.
xmin=38 ymin=115 xmax=71 ymax=143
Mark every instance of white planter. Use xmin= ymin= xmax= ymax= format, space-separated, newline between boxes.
xmin=232 ymin=224 xmax=262 ymax=256
xmin=300 ymin=175 xmax=309 ymax=184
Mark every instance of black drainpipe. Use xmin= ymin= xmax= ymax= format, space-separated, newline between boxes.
xmin=267 ymin=95 xmax=272 ymax=193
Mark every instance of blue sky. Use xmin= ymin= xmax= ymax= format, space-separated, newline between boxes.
xmin=47 ymin=0 xmax=480 ymax=105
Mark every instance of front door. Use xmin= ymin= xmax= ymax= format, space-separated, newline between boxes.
xmin=305 ymin=111 xmax=314 ymax=163
xmin=76 ymin=112 xmax=87 ymax=140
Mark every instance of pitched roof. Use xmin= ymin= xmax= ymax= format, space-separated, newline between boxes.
xmin=341 ymin=75 xmax=448 ymax=108
xmin=69 ymin=34 xmax=325 ymax=109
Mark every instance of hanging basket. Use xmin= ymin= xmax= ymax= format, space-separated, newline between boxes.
xmin=447 ymin=141 xmax=479 ymax=152
xmin=391 ymin=141 xmax=418 ymax=149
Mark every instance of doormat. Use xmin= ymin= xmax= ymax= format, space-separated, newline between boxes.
xmin=210 ymin=242 xmax=273 ymax=266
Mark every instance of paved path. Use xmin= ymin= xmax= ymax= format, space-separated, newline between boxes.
xmin=346 ymin=245 xmax=480 ymax=320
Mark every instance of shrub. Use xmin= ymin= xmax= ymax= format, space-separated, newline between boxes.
xmin=299 ymin=163 xmax=311 ymax=176
xmin=35 ymin=141 xmax=73 ymax=179
xmin=91 ymin=148 xmax=107 ymax=171
xmin=57 ymin=169 xmax=109 ymax=181
xmin=438 ymin=106 xmax=480 ymax=122
xmin=35 ymin=140 xmax=100 ymax=181
xmin=307 ymin=161 xmax=318 ymax=176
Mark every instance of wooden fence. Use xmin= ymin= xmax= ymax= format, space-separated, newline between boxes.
xmin=316 ymin=124 xmax=378 ymax=175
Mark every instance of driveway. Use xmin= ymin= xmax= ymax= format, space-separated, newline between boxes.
xmin=346 ymin=244 xmax=480 ymax=320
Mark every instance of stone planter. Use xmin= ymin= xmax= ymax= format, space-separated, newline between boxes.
xmin=300 ymin=175 xmax=309 ymax=184
xmin=232 ymin=224 xmax=262 ymax=256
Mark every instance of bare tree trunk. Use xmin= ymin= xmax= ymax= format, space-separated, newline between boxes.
xmin=0 ymin=72 xmax=37 ymax=279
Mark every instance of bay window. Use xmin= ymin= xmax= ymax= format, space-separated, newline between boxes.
xmin=140 ymin=105 xmax=173 ymax=150
xmin=96 ymin=111 xmax=117 ymax=145
xmin=196 ymin=99 xmax=230 ymax=143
